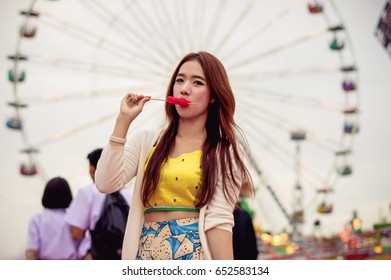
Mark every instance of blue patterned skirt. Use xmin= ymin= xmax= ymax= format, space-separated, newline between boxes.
xmin=136 ymin=217 xmax=204 ymax=260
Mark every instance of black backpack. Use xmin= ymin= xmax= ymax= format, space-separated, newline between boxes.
xmin=90 ymin=191 xmax=129 ymax=260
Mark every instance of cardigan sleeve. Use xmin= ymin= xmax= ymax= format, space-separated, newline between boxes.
xmin=204 ymin=148 xmax=242 ymax=233
xmin=95 ymin=130 xmax=144 ymax=194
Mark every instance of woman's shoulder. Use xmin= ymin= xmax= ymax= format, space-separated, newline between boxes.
xmin=129 ymin=127 xmax=165 ymax=143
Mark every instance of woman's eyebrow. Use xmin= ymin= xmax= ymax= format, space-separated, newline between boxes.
xmin=177 ymin=73 xmax=206 ymax=81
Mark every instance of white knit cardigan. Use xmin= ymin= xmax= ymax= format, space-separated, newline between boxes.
xmin=95 ymin=129 xmax=240 ymax=260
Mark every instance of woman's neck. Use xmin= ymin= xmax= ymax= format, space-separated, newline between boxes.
xmin=177 ymin=115 xmax=206 ymax=139
xmin=177 ymin=118 xmax=206 ymax=140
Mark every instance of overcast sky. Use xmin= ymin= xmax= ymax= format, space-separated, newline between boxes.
xmin=1 ymin=0 xmax=391 ymax=259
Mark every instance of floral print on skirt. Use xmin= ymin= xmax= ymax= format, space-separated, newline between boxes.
xmin=136 ymin=217 xmax=204 ymax=260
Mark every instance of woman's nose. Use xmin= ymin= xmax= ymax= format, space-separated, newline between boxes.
xmin=180 ymin=82 xmax=191 ymax=95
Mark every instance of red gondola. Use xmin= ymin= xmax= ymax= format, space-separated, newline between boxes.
xmin=308 ymin=3 xmax=323 ymax=14
xmin=19 ymin=25 xmax=37 ymax=38
xmin=20 ymin=163 xmax=38 ymax=176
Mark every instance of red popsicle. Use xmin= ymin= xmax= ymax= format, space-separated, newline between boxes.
xmin=166 ymin=96 xmax=191 ymax=107
xmin=150 ymin=96 xmax=193 ymax=107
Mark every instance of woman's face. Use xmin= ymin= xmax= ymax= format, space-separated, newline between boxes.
xmin=172 ymin=60 xmax=212 ymax=119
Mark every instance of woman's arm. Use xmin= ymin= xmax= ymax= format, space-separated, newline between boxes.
xmin=95 ymin=94 xmax=150 ymax=193
xmin=206 ymin=228 xmax=234 ymax=259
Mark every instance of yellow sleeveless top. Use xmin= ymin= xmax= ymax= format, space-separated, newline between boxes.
xmin=143 ymin=146 xmax=202 ymax=213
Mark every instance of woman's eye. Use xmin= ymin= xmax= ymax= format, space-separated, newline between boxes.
xmin=175 ymin=78 xmax=184 ymax=83
xmin=194 ymin=80 xmax=204 ymax=86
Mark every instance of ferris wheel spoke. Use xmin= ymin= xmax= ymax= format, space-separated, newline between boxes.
xmin=230 ymin=63 xmax=340 ymax=81
xmin=23 ymin=51 xmax=167 ymax=82
xmin=177 ymin=0 xmax=196 ymax=52
xmin=252 ymin=157 xmax=292 ymax=208
xmin=36 ymin=11 xmax=167 ymax=76
xmin=198 ymin=0 xmax=229 ymax=51
xmin=238 ymin=100 xmax=344 ymax=189
xmin=20 ymin=84 xmax=163 ymax=106
xmin=148 ymin=1 xmax=187 ymax=62
xmin=306 ymin=132 xmax=343 ymax=152
xmin=239 ymin=101 xmax=348 ymax=201
xmin=191 ymin=0 xmax=206 ymax=52
xmin=78 ymin=0 xmax=174 ymax=68
xmin=119 ymin=0 xmax=184 ymax=67
xmin=241 ymin=130 xmax=293 ymax=223
xmin=30 ymin=112 xmax=117 ymax=148
xmin=235 ymin=84 xmax=342 ymax=112
xmin=149 ymin=0 xmax=190 ymax=59
xmin=210 ymin=0 xmax=257 ymax=54
xmin=227 ymin=27 xmax=329 ymax=71
xmin=29 ymin=106 xmax=161 ymax=149
xmin=238 ymin=96 xmax=343 ymax=152
xmin=241 ymin=112 xmax=335 ymax=223
xmin=262 ymin=111 xmax=340 ymax=153
xmin=221 ymin=0 xmax=304 ymax=62
xmin=239 ymin=111 xmax=325 ymax=188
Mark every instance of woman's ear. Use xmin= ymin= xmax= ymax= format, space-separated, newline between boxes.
xmin=210 ymin=98 xmax=215 ymax=104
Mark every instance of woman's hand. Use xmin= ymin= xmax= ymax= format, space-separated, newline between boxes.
xmin=110 ymin=93 xmax=151 ymax=145
xmin=120 ymin=93 xmax=151 ymax=121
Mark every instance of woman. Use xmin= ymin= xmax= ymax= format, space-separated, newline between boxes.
xmin=95 ymin=51 xmax=253 ymax=260
xmin=26 ymin=177 xmax=79 ymax=260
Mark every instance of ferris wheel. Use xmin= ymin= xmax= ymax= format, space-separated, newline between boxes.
xmin=6 ymin=0 xmax=359 ymax=235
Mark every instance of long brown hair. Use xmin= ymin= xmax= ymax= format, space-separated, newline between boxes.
xmin=142 ymin=51 xmax=253 ymax=208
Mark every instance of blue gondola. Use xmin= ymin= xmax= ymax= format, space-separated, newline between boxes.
xmin=337 ymin=165 xmax=352 ymax=176
xmin=8 ymin=70 xmax=26 ymax=82
xmin=6 ymin=117 xmax=22 ymax=130
xmin=330 ymin=38 xmax=345 ymax=50
xmin=344 ymin=122 xmax=359 ymax=134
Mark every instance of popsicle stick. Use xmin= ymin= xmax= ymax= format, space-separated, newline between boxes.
xmin=150 ymin=98 xmax=166 ymax=102
xmin=150 ymin=97 xmax=196 ymax=105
